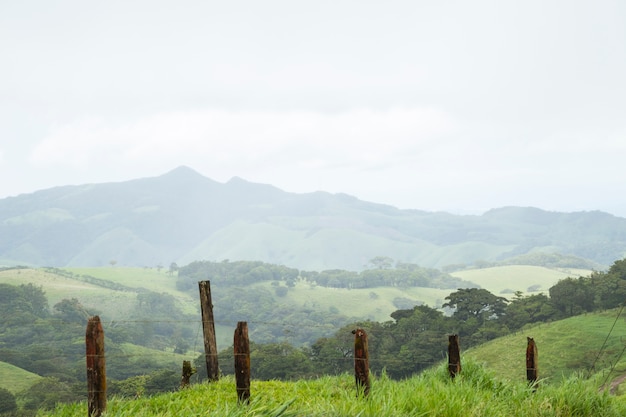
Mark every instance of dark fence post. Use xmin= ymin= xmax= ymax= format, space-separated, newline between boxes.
xmin=352 ymin=328 xmax=370 ymax=396
xmin=86 ymin=316 xmax=106 ymax=417
xmin=198 ymin=280 xmax=219 ymax=381
xmin=180 ymin=360 xmax=196 ymax=389
xmin=234 ymin=321 xmax=251 ymax=404
xmin=448 ymin=334 xmax=461 ymax=378
xmin=526 ymin=337 xmax=538 ymax=390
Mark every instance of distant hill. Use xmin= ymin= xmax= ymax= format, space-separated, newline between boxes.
xmin=1 ymin=166 xmax=625 ymax=270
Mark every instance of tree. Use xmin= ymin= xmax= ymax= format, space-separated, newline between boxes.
xmin=53 ymin=298 xmax=90 ymax=323
xmin=251 ymin=342 xmax=314 ymax=380
xmin=0 ymin=387 xmax=17 ymax=414
xmin=19 ymin=283 xmax=49 ymax=318
xmin=504 ymin=293 xmax=556 ymax=330
xmin=368 ymin=256 xmax=394 ymax=270
xmin=443 ymin=288 xmax=508 ymax=324
xmin=549 ymin=277 xmax=594 ymax=318
xmin=18 ymin=377 xmax=80 ymax=411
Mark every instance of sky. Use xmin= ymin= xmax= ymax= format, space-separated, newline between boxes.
xmin=1 ymin=0 xmax=625 ymax=216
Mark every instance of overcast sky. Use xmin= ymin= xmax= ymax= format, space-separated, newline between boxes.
xmin=1 ymin=0 xmax=625 ymax=216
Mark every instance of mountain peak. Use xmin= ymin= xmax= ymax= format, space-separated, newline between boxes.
xmin=161 ymin=166 xmax=204 ymax=179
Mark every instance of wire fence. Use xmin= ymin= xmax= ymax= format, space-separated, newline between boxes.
xmin=7 ymin=313 xmax=626 ymax=412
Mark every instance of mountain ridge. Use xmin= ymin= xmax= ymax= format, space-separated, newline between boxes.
xmin=1 ymin=166 xmax=625 ymax=270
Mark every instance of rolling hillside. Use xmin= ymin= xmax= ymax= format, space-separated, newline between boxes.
xmin=451 ymin=265 xmax=592 ymax=295
xmin=466 ymin=309 xmax=626 ymax=386
xmin=0 ymin=361 xmax=41 ymax=394
xmin=0 ymin=166 xmax=624 ymax=271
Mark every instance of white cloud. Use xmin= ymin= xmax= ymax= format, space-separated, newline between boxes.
xmin=29 ymin=107 xmax=456 ymax=178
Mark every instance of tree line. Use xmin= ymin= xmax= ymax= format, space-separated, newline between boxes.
xmin=196 ymin=258 xmax=626 ymax=381
xmin=176 ymin=258 xmax=474 ymax=291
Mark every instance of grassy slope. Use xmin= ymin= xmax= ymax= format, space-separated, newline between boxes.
xmin=0 ymin=361 xmax=41 ymax=394
xmin=39 ymin=363 xmax=626 ymax=417
xmin=179 ymin=220 xmax=517 ymax=271
xmin=466 ymin=309 xmax=626 ymax=386
xmin=0 ymin=268 xmax=139 ymax=319
xmin=66 ymin=266 xmax=199 ymax=315
xmin=259 ymin=280 xmax=451 ymax=322
xmin=451 ymin=265 xmax=592 ymax=295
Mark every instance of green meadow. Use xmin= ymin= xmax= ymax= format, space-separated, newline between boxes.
xmin=451 ymin=265 xmax=592 ymax=295
xmin=466 ymin=309 xmax=626 ymax=386
xmin=0 ymin=361 xmax=41 ymax=394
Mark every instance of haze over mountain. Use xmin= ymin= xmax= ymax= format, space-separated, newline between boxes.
xmin=1 ymin=166 xmax=624 ymax=271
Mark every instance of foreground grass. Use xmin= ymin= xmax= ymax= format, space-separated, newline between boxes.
xmin=38 ymin=361 xmax=626 ymax=417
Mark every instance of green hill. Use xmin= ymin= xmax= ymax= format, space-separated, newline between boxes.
xmin=1 ymin=166 xmax=625 ymax=270
xmin=466 ymin=309 xmax=626 ymax=388
xmin=451 ymin=265 xmax=592 ymax=295
xmin=0 ymin=361 xmax=41 ymax=394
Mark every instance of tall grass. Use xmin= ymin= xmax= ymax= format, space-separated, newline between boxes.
xmin=38 ymin=359 xmax=626 ymax=417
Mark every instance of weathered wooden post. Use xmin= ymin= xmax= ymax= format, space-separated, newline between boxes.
xmin=234 ymin=321 xmax=251 ymax=404
xmin=352 ymin=328 xmax=370 ymax=396
xmin=526 ymin=337 xmax=538 ymax=390
xmin=86 ymin=316 xmax=106 ymax=417
xmin=180 ymin=360 xmax=196 ymax=389
xmin=448 ymin=334 xmax=461 ymax=379
xmin=198 ymin=280 xmax=219 ymax=381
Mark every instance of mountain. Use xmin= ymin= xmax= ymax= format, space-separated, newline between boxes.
xmin=1 ymin=166 xmax=625 ymax=270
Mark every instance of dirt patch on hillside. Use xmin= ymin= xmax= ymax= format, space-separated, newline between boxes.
xmin=602 ymin=373 xmax=626 ymax=395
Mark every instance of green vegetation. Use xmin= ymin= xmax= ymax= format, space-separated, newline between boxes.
xmin=38 ymin=362 xmax=626 ymax=417
xmin=0 ymin=361 xmax=41 ymax=394
xmin=4 ymin=257 xmax=626 ymax=415
xmin=467 ymin=310 xmax=626 ymax=384
xmin=451 ymin=265 xmax=592 ymax=295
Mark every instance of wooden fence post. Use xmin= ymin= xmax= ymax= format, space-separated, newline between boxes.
xmin=86 ymin=316 xmax=106 ymax=417
xmin=352 ymin=328 xmax=370 ymax=396
xmin=198 ymin=280 xmax=219 ymax=381
xmin=180 ymin=360 xmax=196 ymax=389
xmin=526 ymin=337 xmax=538 ymax=390
xmin=448 ymin=334 xmax=461 ymax=378
xmin=234 ymin=321 xmax=251 ymax=404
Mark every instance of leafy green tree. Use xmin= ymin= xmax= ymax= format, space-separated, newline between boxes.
xmin=504 ymin=293 xmax=556 ymax=330
xmin=443 ymin=288 xmax=508 ymax=324
xmin=53 ymin=298 xmax=90 ymax=323
xmin=382 ymin=305 xmax=452 ymax=378
xmin=18 ymin=377 xmax=80 ymax=411
xmin=19 ymin=283 xmax=49 ymax=318
xmin=0 ymin=387 xmax=17 ymax=414
xmin=251 ymin=342 xmax=314 ymax=380
xmin=549 ymin=276 xmax=594 ymax=318
xmin=443 ymin=288 xmax=509 ymax=345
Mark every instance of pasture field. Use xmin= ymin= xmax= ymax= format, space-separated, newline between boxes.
xmin=39 ymin=361 xmax=626 ymax=417
xmin=451 ymin=265 xmax=592 ymax=295
xmin=0 ymin=361 xmax=41 ymax=394
xmin=0 ymin=268 xmax=140 ymax=319
xmin=65 ymin=267 xmax=199 ymax=315
xmin=466 ymin=309 xmax=626 ymax=385
xmin=258 ymin=280 xmax=451 ymax=322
